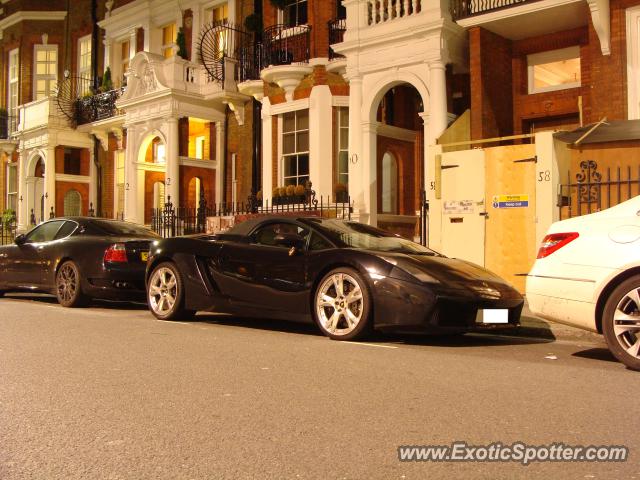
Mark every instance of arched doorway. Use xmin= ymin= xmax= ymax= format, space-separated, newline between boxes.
xmin=26 ymin=156 xmax=45 ymax=224
xmin=63 ymin=189 xmax=82 ymax=216
xmin=372 ymin=83 xmax=425 ymax=240
xmin=187 ymin=177 xmax=202 ymax=209
xmin=138 ymin=134 xmax=167 ymax=225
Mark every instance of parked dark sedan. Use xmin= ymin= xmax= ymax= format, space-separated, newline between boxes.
xmin=0 ymin=217 xmax=159 ymax=306
xmin=146 ymin=216 xmax=524 ymax=340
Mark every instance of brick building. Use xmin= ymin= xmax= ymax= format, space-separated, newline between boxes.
xmin=0 ymin=0 xmax=638 ymax=243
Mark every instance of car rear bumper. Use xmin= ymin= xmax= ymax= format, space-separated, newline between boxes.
xmin=84 ymin=264 xmax=146 ymax=300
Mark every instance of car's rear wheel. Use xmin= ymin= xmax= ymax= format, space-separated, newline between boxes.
xmin=56 ymin=261 xmax=87 ymax=308
xmin=313 ymin=267 xmax=371 ymax=340
xmin=147 ymin=262 xmax=194 ymax=321
xmin=602 ymin=275 xmax=640 ymax=371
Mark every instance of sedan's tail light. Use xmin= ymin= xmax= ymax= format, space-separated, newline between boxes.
xmin=537 ymin=232 xmax=579 ymax=259
xmin=104 ymin=243 xmax=128 ymax=263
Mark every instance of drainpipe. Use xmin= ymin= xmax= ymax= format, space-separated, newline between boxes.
xmin=91 ymin=0 xmax=102 ymax=215
xmin=251 ymin=0 xmax=263 ymax=202
xmin=223 ymin=109 xmax=229 ymax=203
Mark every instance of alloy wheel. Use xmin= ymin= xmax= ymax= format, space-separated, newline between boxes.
xmin=316 ymin=273 xmax=364 ymax=336
xmin=57 ymin=264 xmax=78 ymax=303
xmin=612 ymin=286 xmax=640 ymax=358
xmin=148 ymin=267 xmax=178 ymax=316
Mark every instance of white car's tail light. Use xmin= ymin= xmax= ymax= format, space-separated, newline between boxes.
xmin=104 ymin=243 xmax=128 ymax=263
xmin=536 ymin=232 xmax=579 ymax=259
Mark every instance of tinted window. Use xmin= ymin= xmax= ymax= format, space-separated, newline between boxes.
xmin=309 ymin=232 xmax=332 ymax=251
xmin=313 ymin=220 xmax=439 ymax=255
xmin=252 ymin=223 xmax=308 ymax=248
xmin=26 ymin=221 xmax=65 ymax=243
xmin=54 ymin=221 xmax=78 ymax=240
xmin=86 ymin=220 xmax=160 ymax=238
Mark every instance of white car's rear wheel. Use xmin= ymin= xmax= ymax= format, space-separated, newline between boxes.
xmin=602 ymin=275 xmax=640 ymax=371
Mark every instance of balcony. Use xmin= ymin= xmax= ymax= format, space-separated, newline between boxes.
xmin=328 ymin=18 xmax=346 ymax=60
xmin=365 ymin=0 xmax=423 ymax=25
xmin=75 ymin=88 xmax=126 ymax=126
xmin=16 ymin=97 xmax=68 ymax=133
xmin=450 ymin=0 xmax=541 ymax=20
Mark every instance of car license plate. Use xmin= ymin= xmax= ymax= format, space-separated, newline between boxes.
xmin=140 ymin=251 xmax=149 ymax=262
xmin=477 ymin=309 xmax=509 ymax=324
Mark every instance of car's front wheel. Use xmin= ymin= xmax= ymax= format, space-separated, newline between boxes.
xmin=56 ymin=261 xmax=87 ymax=307
xmin=147 ymin=262 xmax=194 ymax=321
xmin=313 ymin=267 xmax=372 ymax=340
xmin=603 ymin=275 xmax=640 ymax=371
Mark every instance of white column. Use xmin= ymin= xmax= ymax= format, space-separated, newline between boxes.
xmin=124 ymin=125 xmax=140 ymax=223
xmin=215 ymin=120 xmax=225 ymax=204
xmin=103 ymin=37 xmax=113 ymax=72
xmin=262 ymin=98 xmax=273 ymax=204
xmin=43 ymin=146 xmax=56 ymax=219
xmin=535 ymin=131 xmax=560 ymax=247
xmin=165 ymin=117 xmax=180 ymax=206
xmin=17 ymin=149 xmax=28 ymax=231
xmin=427 ymin=60 xmax=448 ymax=146
xmin=361 ymin=121 xmax=378 ymax=226
xmin=129 ymin=28 xmax=138 ymax=59
xmin=347 ymin=75 xmax=363 ymax=220
xmin=309 ymin=85 xmax=333 ymax=199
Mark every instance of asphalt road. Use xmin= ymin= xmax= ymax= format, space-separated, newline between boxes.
xmin=0 ymin=294 xmax=638 ymax=480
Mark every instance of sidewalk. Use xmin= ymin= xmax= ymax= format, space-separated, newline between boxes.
xmin=491 ymin=300 xmax=603 ymax=343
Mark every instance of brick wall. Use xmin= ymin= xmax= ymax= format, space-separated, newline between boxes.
xmin=225 ymin=102 xmax=255 ymax=203
xmin=144 ymin=171 xmax=165 ymax=224
xmin=55 ymin=181 xmax=90 ymax=216
xmin=179 ymin=165 xmax=215 ymax=208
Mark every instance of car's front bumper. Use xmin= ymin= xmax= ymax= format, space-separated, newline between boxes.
xmin=370 ymin=275 xmax=523 ymax=334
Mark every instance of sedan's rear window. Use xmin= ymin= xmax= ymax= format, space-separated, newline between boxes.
xmin=86 ymin=220 xmax=160 ymax=238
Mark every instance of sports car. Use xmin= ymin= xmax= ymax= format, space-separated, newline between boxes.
xmin=0 ymin=217 xmax=159 ymax=306
xmin=145 ymin=216 xmax=523 ymax=340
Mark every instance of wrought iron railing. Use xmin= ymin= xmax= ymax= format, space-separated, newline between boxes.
xmin=328 ymin=18 xmax=346 ymax=60
xmin=262 ymin=24 xmax=311 ymax=67
xmin=237 ymin=42 xmax=264 ymax=82
xmin=450 ymin=0 xmax=541 ymax=21
xmin=199 ymin=21 xmax=254 ymax=84
xmin=151 ymin=186 xmax=352 ymax=238
xmin=558 ymin=160 xmax=640 ymax=220
xmin=75 ymin=87 xmax=126 ymax=126
xmin=0 ymin=215 xmax=17 ymax=245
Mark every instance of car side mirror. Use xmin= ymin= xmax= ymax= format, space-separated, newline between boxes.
xmin=14 ymin=234 xmax=26 ymax=245
xmin=274 ymin=233 xmax=305 ymax=251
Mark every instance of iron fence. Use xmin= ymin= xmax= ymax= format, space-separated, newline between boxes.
xmin=558 ymin=160 xmax=640 ymax=220
xmin=328 ymin=18 xmax=346 ymax=60
xmin=1 ymin=216 xmax=17 ymax=245
xmin=262 ymin=24 xmax=311 ymax=67
xmin=418 ymin=190 xmax=429 ymax=246
xmin=450 ymin=0 xmax=541 ymax=20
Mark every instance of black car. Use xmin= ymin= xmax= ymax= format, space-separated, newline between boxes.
xmin=0 ymin=217 xmax=159 ymax=306
xmin=145 ymin=216 xmax=524 ymax=340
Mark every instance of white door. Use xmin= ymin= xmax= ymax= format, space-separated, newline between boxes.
xmin=439 ymin=149 xmax=486 ymax=266
xmin=33 ymin=178 xmax=44 ymax=222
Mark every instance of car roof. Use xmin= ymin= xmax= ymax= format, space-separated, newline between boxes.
xmin=223 ymin=215 xmax=328 ymax=236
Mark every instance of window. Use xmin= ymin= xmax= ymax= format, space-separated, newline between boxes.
xmin=34 ymin=45 xmax=58 ymax=100
xmin=336 ymin=107 xmax=349 ymax=187
xmin=120 ymin=39 xmax=131 ymax=85
xmin=162 ymin=23 xmax=176 ymax=58
xmin=8 ymin=49 xmax=18 ymax=130
xmin=6 ymin=163 xmax=17 ymax=211
xmin=153 ymin=142 xmax=166 ymax=164
xmin=381 ymin=152 xmax=398 ymax=214
xmin=309 ymin=232 xmax=332 ymax=251
xmin=210 ymin=4 xmax=229 ymax=23
xmin=54 ymin=221 xmax=78 ymax=240
xmin=25 ymin=220 xmax=65 ymax=243
xmin=63 ymin=190 xmax=82 ymax=216
xmin=195 ymin=136 xmax=206 ymax=159
xmin=77 ymin=35 xmax=92 ymax=95
xmin=280 ymin=0 xmax=308 ymax=27
xmin=252 ymin=223 xmax=309 ymax=248
xmin=528 ymin=46 xmax=581 ymax=94
xmin=115 ymin=151 xmax=125 ymax=216
xmin=64 ymin=148 xmax=82 ymax=175
xmin=282 ymin=109 xmax=309 ymax=186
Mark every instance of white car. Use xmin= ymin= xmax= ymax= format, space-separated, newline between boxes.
xmin=527 ymin=196 xmax=640 ymax=370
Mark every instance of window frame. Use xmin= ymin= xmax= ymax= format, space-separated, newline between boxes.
xmin=77 ymin=34 xmax=92 ymax=82
xmin=6 ymin=162 xmax=18 ymax=212
xmin=114 ymin=150 xmax=125 ymax=217
xmin=118 ymin=38 xmax=131 ymax=87
xmin=33 ymin=44 xmax=59 ymax=101
xmin=280 ymin=109 xmax=310 ymax=187
xmin=336 ymin=107 xmax=349 ymax=187
xmin=527 ymin=46 xmax=581 ymax=95
xmin=278 ymin=0 xmax=308 ymax=27
xmin=8 ymin=48 xmax=19 ymax=128
xmin=161 ymin=23 xmax=177 ymax=58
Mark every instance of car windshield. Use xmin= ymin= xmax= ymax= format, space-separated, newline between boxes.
xmin=87 ymin=220 xmax=160 ymax=238
xmin=314 ymin=220 xmax=439 ymax=255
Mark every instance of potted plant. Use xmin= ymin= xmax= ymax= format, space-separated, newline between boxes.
xmin=272 ymin=187 xmax=280 ymax=205
xmin=285 ymin=184 xmax=295 ymax=199
xmin=335 ymin=182 xmax=348 ymax=203
xmin=176 ymin=27 xmax=188 ymax=60
xmin=101 ymin=67 xmax=113 ymax=93
xmin=244 ymin=13 xmax=262 ymax=34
